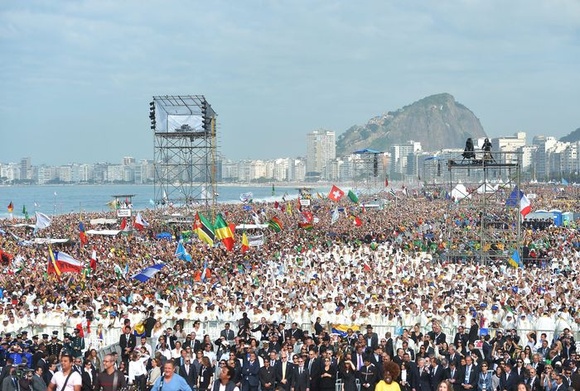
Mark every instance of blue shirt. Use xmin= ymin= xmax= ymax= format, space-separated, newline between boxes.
xmin=151 ymin=374 xmax=192 ymax=391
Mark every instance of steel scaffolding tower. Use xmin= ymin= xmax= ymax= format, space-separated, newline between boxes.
xmin=151 ymin=95 xmax=217 ymax=208
xmin=446 ymin=150 xmax=522 ymax=264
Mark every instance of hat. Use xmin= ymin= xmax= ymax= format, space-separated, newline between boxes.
xmin=42 ymin=334 xmax=49 ymax=339
xmin=51 ymin=331 xmax=58 ymax=338
xmin=491 ymin=305 xmax=499 ymax=310
xmin=366 ymin=324 xmax=373 ymax=329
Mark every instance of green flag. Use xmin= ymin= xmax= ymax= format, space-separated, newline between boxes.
xmin=347 ymin=190 xmax=359 ymax=203
xmin=22 ymin=205 xmax=29 ymax=220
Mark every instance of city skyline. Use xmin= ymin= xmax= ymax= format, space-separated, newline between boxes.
xmin=1 ymin=1 xmax=579 ymax=166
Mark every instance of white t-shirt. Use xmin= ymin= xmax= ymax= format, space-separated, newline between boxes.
xmin=50 ymin=370 xmax=82 ymax=391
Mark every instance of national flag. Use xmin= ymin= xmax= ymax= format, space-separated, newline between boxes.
xmin=134 ymin=212 xmax=149 ymax=231
xmin=22 ymin=205 xmax=29 ymax=220
xmin=78 ymin=222 xmax=88 ymax=245
xmin=328 ymin=185 xmax=344 ymax=202
xmin=114 ymin=264 xmax=124 ymax=279
xmin=240 ymin=192 xmax=253 ymax=203
xmin=241 ymin=232 xmax=250 ymax=253
xmin=562 ymin=178 xmax=569 ymax=186
xmin=389 ymin=188 xmax=397 ymax=198
xmin=347 ymin=190 xmax=359 ymax=203
xmin=331 ymin=207 xmax=340 ymax=225
xmin=214 ymin=213 xmax=235 ymax=251
xmin=7 ymin=202 xmax=13 ymax=213
xmin=351 ymin=215 xmax=363 ymax=227
xmin=520 ymin=194 xmax=531 ymax=218
xmin=107 ymin=199 xmax=118 ymax=210
xmin=385 ymin=177 xmax=389 ymax=187
xmin=298 ymin=222 xmax=313 ymax=230
xmin=251 ymin=211 xmax=261 ymax=225
xmin=201 ymin=260 xmax=210 ymax=282
xmin=35 ymin=212 xmax=52 ymax=230
xmin=271 ymin=184 xmax=275 ymax=196
xmin=268 ymin=216 xmax=283 ymax=232
xmin=285 ymin=202 xmax=292 ymax=215
xmin=76 ymin=319 xmax=91 ymax=338
xmin=194 ymin=212 xmax=215 ymax=246
xmin=89 ymin=248 xmax=97 ymax=272
xmin=505 ymin=186 xmax=523 ymax=207
xmin=175 ymin=241 xmax=192 ymax=262
xmin=120 ymin=217 xmax=127 ymax=231
xmin=131 ymin=263 xmax=166 ymax=282
xmin=508 ymin=250 xmax=523 ymax=268
xmin=302 ymin=211 xmax=313 ymax=223
xmin=47 ymin=248 xmax=83 ymax=275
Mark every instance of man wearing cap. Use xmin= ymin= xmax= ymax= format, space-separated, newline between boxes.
xmin=71 ymin=329 xmax=85 ymax=358
xmin=364 ymin=325 xmax=379 ymax=351
xmin=47 ymin=332 xmax=63 ymax=357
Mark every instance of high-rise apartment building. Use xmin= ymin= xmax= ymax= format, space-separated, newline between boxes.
xmin=306 ymin=129 xmax=335 ymax=180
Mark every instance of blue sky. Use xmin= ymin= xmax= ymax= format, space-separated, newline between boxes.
xmin=1 ymin=0 xmax=579 ymax=165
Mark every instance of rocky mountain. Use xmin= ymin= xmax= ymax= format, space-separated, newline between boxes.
xmin=560 ymin=127 xmax=580 ymax=143
xmin=336 ymin=93 xmax=487 ymax=155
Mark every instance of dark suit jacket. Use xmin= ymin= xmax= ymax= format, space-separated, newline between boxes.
xmin=259 ymin=366 xmax=276 ymax=390
xmin=430 ymin=365 xmax=446 ymax=391
xmin=81 ymin=369 xmax=97 ymax=391
xmin=499 ymin=371 xmax=518 ymax=391
xmin=242 ymin=360 xmax=260 ymax=387
xmin=445 ymin=367 xmax=462 ymax=391
xmin=286 ymin=328 xmax=304 ymax=342
xmin=417 ymin=366 xmax=432 ymax=391
xmin=119 ymin=333 xmax=137 ymax=359
xmin=31 ymin=374 xmax=47 ymax=391
xmin=359 ymin=363 xmax=378 ymax=391
xmin=276 ymin=361 xmax=294 ymax=391
xmin=220 ymin=329 xmax=235 ymax=341
xmin=364 ymin=332 xmax=379 ymax=350
xmin=527 ymin=376 xmax=541 ymax=391
xmin=178 ymin=364 xmax=197 ymax=390
xmin=291 ymin=366 xmax=310 ymax=391
xmin=384 ymin=338 xmax=395 ymax=359
xmin=458 ymin=364 xmax=479 ymax=390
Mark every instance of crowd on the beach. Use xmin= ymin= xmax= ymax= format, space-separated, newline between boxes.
xmin=0 ymin=184 xmax=579 ymax=391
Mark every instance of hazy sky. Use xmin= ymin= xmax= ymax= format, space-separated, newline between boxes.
xmin=1 ymin=0 xmax=579 ymax=165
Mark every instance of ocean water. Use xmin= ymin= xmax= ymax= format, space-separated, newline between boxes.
xmin=0 ymin=184 xmax=331 ymax=218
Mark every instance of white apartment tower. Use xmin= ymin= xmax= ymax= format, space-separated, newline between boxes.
xmin=306 ymin=129 xmax=336 ymax=179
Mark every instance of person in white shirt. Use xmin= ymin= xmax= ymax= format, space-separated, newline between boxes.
xmin=47 ymin=354 xmax=82 ymax=391
xmin=128 ymin=351 xmax=148 ymax=391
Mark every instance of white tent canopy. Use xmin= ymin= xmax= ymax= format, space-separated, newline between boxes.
xmin=86 ymin=229 xmax=121 ymax=236
xmin=451 ymin=183 xmax=471 ymax=201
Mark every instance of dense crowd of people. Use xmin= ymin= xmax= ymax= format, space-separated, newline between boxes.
xmin=0 ymin=184 xmax=579 ymax=391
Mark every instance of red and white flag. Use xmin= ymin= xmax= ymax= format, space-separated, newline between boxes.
xmin=48 ymin=250 xmax=83 ymax=275
xmin=134 ymin=212 xmax=149 ymax=231
xmin=89 ymin=248 xmax=97 ymax=272
xmin=520 ymin=194 xmax=531 ymax=217
xmin=328 ymin=185 xmax=344 ymax=202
